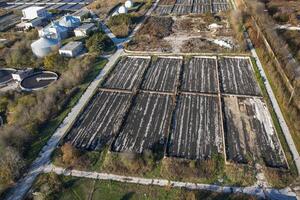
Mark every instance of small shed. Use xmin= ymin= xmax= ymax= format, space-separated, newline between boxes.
xmin=59 ymin=41 xmax=83 ymax=57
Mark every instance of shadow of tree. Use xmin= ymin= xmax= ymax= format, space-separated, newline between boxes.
xmin=120 ymin=191 xmax=135 ymax=200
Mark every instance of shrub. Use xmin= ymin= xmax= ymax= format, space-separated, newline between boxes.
xmin=107 ymin=14 xmax=132 ymax=38
xmin=43 ymin=51 xmax=68 ymax=73
xmin=5 ymin=40 xmax=40 ymax=68
xmin=139 ymin=16 xmax=173 ymax=39
xmin=86 ymin=32 xmax=114 ymax=54
xmin=0 ymin=147 xmax=25 ymax=185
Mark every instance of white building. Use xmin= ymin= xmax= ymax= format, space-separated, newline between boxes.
xmin=125 ymin=0 xmax=133 ymax=8
xmin=12 ymin=69 xmax=34 ymax=82
xmin=39 ymin=22 xmax=69 ymax=40
xmin=118 ymin=5 xmax=128 ymax=14
xmin=59 ymin=14 xmax=81 ymax=30
xmin=59 ymin=41 xmax=83 ymax=57
xmin=74 ymin=23 xmax=96 ymax=37
xmin=22 ymin=6 xmax=48 ymax=20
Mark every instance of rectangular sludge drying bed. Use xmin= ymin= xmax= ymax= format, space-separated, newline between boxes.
xmin=223 ymin=96 xmax=287 ymax=168
xmin=112 ymin=93 xmax=173 ymax=153
xmin=65 ymin=91 xmax=132 ymax=150
xmin=167 ymin=94 xmax=223 ymax=160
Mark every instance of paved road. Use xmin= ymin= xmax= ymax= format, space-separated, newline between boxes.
xmin=44 ymin=164 xmax=297 ymax=200
xmin=4 ymin=2 xmax=159 ymax=200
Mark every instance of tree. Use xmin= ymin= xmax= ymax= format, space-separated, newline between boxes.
xmin=32 ymin=173 xmax=62 ymax=200
xmin=5 ymin=40 xmax=38 ymax=68
xmin=107 ymin=14 xmax=132 ymax=37
xmin=86 ymin=32 xmax=114 ymax=54
xmin=61 ymin=143 xmax=80 ymax=165
xmin=44 ymin=51 xmax=68 ymax=72
xmin=0 ymin=147 xmax=25 ymax=185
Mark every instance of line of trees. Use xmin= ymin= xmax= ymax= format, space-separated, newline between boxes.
xmin=0 ymin=54 xmax=97 ymax=191
xmin=241 ymin=0 xmax=300 ymax=132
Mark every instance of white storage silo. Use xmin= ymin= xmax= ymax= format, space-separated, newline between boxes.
xmin=118 ymin=5 xmax=128 ymax=14
xmin=31 ymin=37 xmax=60 ymax=58
xmin=125 ymin=0 xmax=133 ymax=8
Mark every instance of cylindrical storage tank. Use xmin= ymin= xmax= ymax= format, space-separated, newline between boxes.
xmin=31 ymin=37 xmax=60 ymax=58
xmin=125 ymin=0 xmax=133 ymax=8
xmin=118 ymin=5 xmax=128 ymax=14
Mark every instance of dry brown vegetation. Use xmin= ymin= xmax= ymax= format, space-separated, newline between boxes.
xmin=181 ymin=38 xmax=227 ymax=53
xmin=101 ymin=151 xmax=156 ymax=175
xmin=242 ymin=0 xmax=300 ymax=150
xmin=263 ymin=167 xmax=294 ymax=188
xmin=88 ymin=0 xmax=126 ymax=19
xmin=0 ymin=54 xmax=99 ymax=189
xmin=126 ymin=16 xmax=173 ymax=51
xmin=161 ymin=157 xmax=223 ymax=182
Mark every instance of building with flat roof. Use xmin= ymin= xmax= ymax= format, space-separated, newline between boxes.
xmin=22 ymin=6 xmax=48 ymax=20
xmin=59 ymin=41 xmax=83 ymax=57
xmin=74 ymin=23 xmax=96 ymax=37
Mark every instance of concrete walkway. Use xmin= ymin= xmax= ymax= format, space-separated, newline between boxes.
xmin=4 ymin=2 xmax=159 ymax=200
xmin=43 ymin=164 xmax=297 ymax=200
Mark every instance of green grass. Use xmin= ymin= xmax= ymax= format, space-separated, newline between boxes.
xmin=24 ymin=58 xmax=108 ymax=164
xmin=31 ymin=174 xmax=258 ymax=200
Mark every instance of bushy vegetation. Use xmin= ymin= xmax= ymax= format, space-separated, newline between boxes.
xmin=102 ymin=150 xmax=159 ymax=175
xmin=126 ymin=16 xmax=173 ymax=51
xmin=242 ymin=0 xmax=300 ymax=151
xmin=5 ymin=40 xmax=40 ymax=68
xmin=0 ymin=54 xmax=105 ymax=194
xmin=43 ymin=52 xmax=69 ymax=73
xmin=107 ymin=14 xmax=133 ymax=38
xmin=139 ymin=16 xmax=173 ymax=39
xmin=86 ymin=31 xmax=115 ymax=54
xmin=161 ymin=154 xmax=225 ymax=183
xmin=29 ymin=173 xmax=62 ymax=200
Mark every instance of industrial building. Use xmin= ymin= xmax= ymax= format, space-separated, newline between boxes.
xmin=21 ymin=6 xmax=49 ymax=20
xmin=39 ymin=22 xmax=69 ymax=40
xmin=59 ymin=14 xmax=81 ymax=30
xmin=74 ymin=23 xmax=96 ymax=37
xmin=59 ymin=41 xmax=83 ymax=57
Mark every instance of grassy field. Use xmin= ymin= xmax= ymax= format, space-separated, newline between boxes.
xmin=30 ymin=173 xmax=258 ymax=200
